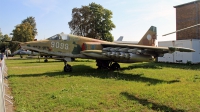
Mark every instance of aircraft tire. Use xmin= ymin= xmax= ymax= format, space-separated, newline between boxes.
xmin=97 ymin=66 xmax=102 ymax=69
xmin=111 ymin=62 xmax=120 ymax=70
xmin=64 ymin=64 xmax=72 ymax=72
xmin=44 ymin=59 xmax=48 ymax=62
xmin=96 ymin=60 xmax=111 ymax=69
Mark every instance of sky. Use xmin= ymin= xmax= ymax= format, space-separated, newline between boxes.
xmin=0 ymin=0 xmax=194 ymax=41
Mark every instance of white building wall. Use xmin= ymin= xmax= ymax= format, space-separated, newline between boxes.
xmin=158 ymin=39 xmax=200 ymax=64
xmin=158 ymin=41 xmax=174 ymax=63
xmin=191 ymin=40 xmax=200 ymax=63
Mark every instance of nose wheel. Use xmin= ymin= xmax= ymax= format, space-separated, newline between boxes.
xmin=44 ymin=59 xmax=48 ymax=62
xmin=63 ymin=60 xmax=72 ymax=72
xmin=64 ymin=64 xmax=72 ymax=72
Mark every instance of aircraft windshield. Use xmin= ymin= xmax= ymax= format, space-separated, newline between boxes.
xmin=60 ymin=33 xmax=69 ymax=40
xmin=47 ymin=34 xmax=62 ymax=40
xmin=47 ymin=33 xmax=69 ymax=40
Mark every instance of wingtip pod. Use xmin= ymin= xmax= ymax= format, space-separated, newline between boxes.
xmin=168 ymin=47 xmax=195 ymax=52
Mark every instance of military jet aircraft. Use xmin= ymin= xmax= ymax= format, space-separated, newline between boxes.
xmin=12 ymin=49 xmax=39 ymax=58
xmin=19 ymin=26 xmax=195 ymax=72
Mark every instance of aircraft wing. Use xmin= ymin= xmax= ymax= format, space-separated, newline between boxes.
xmin=100 ymin=43 xmax=195 ymax=57
xmin=81 ymin=42 xmax=195 ymax=64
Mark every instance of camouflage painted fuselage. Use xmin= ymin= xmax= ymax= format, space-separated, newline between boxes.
xmin=20 ymin=34 xmax=110 ymax=58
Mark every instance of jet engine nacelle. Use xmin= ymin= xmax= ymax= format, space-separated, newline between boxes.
xmin=115 ymin=54 xmax=154 ymax=63
xmin=129 ymin=54 xmax=154 ymax=62
xmin=81 ymin=50 xmax=110 ymax=60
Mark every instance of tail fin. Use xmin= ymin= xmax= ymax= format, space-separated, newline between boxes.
xmin=137 ymin=26 xmax=157 ymax=46
xmin=116 ymin=36 xmax=123 ymax=41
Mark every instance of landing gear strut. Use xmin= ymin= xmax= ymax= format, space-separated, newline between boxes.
xmin=63 ymin=60 xmax=72 ymax=72
xmin=63 ymin=59 xmax=119 ymax=72
xmin=44 ymin=59 xmax=48 ymax=62
xmin=96 ymin=60 xmax=120 ymax=70
xmin=96 ymin=60 xmax=111 ymax=69
xmin=20 ymin=55 xmax=23 ymax=58
xmin=44 ymin=56 xmax=48 ymax=62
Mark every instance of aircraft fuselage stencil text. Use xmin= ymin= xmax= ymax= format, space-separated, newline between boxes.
xmin=51 ymin=41 xmax=68 ymax=50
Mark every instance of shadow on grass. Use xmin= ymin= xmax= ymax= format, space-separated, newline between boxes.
xmin=72 ymin=65 xmax=180 ymax=85
xmin=120 ymin=92 xmax=184 ymax=112
xmin=121 ymin=62 xmax=162 ymax=71
xmin=8 ymin=65 xmax=180 ymax=85
xmin=8 ymin=71 xmax=68 ymax=78
xmin=7 ymin=65 xmax=94 ymax=78
xmin=133 ymin=62 xmax=200 ymax=70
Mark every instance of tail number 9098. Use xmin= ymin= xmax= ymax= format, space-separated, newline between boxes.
xmin=51 ymin=41 xmax=68 ymax=50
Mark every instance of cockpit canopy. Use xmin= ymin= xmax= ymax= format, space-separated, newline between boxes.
xmin=47 ymin=33 xmax=69 ymax=40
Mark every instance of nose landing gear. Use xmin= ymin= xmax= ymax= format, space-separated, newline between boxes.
xmin=63 ymin=60 xmax=72 ymax=72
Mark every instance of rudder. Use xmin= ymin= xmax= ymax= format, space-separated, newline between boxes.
xmin=137 ymin=26 xmax=157 ymax=46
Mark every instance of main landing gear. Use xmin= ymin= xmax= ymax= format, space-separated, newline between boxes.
xmin=96 ymin=60 xmax=120 ymax=71
xmin=63 ymin=60 xmax=72 ymax=72
xmin=62 ymin=59 xmax=120 ymax=72
xmin=43 ymin=56 xmax=52 ymax=62
xmin=44 ymin=58 xmax=48 ymax=62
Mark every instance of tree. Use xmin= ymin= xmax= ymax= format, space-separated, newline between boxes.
xmin=22 ymin=16 xmax=37 ymax=37
xmin=2 ymin=34 xmax=11 ymax=42
xmin=12 ymin=22 xmax=34 ymax=42
xmin=0 ymin=30 xmax=5 ymax=52
xmin=0 ymin=32 xmax=11 ymax=52
xmin=0 ymin=30 xmax=3 ymax=41
xmin=9 ymin=16 xmax=37 ymax=52
xmin=68 ymin=2 xmax=115 ymax=42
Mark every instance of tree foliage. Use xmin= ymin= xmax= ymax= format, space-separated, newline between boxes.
xmin=12 ymin=22 xmax=34 ymax=42
xmin=9 ymin=16 xmax=37 ymax=52
xmin=0 ymin=31 xmax=11 ymax=52
xmin=0 ymin=31 xmax=3 ymax=41
xmin=22 ymin=16 xmax=37 ymax=37
xmin=2 ymin=34 xmax=11 ymax=42
xmin=68 ymin=2 xmax=115 ymax=42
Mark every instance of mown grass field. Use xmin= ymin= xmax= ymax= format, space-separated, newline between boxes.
xmin=5 ymin=57 xmax=200 ymax=111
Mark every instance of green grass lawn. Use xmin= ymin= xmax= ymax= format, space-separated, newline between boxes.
xmin=5 ymin=58 xmax=200 ymax=111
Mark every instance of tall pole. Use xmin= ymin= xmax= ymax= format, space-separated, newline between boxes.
xmin=162 ymin=24 xmax=200 ymax=36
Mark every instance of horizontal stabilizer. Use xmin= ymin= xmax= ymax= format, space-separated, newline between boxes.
xmin=168 ymin=47 xmax=195 ymax=52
